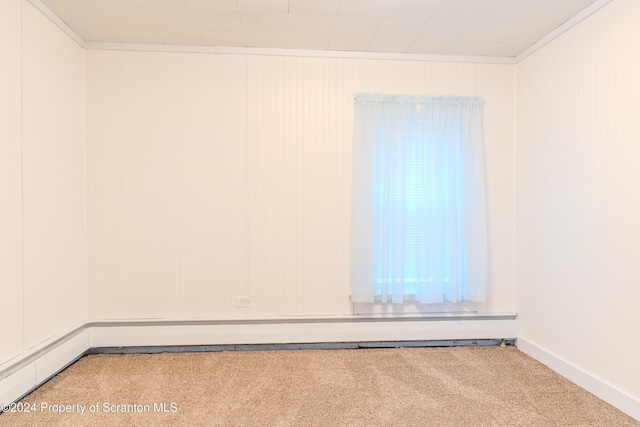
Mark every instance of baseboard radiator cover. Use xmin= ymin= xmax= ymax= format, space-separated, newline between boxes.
xmin=88 ymin=338 xmax=517 ymax=355
xmin=2 ymin=315 xmax=518 ymax=409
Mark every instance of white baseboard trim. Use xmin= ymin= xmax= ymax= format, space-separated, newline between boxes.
xmin=3 ymin=316 xmax=516 ymax=407
xmin=517 ymin=337 xmax=640 ymax=422
xmin=0 ymin=324 xmax=89 ymax=407
xmin=4 ymin=319 xmax=639 ymax=422
xmin=0 ymin=365 xmax=36 ymax=409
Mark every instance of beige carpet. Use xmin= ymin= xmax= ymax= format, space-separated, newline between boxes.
xmin=1 ymin=346 xmax=638 ymax=427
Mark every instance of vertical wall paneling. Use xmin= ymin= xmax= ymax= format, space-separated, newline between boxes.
xmin=516 ymin=0 xmax=640 ymax=402
xmin=247 ymin=56 xmax=354 ymax=316
xmin=85 ymin=52 xmax=249 ymax=319
xmin=87 ymin=52 xmax=515 ymax=319
xmin=0 ymin=0 xmax=24 ymax=365
xmin=21 ymin=1 xmax=86 ymax=349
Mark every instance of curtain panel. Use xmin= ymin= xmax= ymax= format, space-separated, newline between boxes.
xmin=350 ymin=94 xmax=488 ymax=304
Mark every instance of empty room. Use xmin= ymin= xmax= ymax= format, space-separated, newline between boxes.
xmin=1 ymin=0 xmax=639 ymax=425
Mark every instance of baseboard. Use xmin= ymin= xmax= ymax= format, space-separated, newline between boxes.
xmin=0 ymin=325 xmax=89 ymax=406
xmin=518 ymin=337 xmax=640 ymax=422
xmin=0 ymin=365 xmax=36 ymax=410
xmin=4 ymin=320 xmax=639 ymax=422
xmin=2 ymin=315 xmax=517 ymax=408
xmin=87 ymin=317 xmax=518 ymax=348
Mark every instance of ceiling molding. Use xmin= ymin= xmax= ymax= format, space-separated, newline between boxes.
xmin=27 ymin=0 xmax=85 ymax=48
xmin=83 ymin=42 xmax=517 ymax=65
xmin=28 ymin=0 xmax=611 ymax=66
xmin=515 ymin=0 xmax=613 ymax=63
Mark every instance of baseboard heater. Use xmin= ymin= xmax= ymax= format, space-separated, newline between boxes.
xmin=89 ymin=338 xmax=517 ymax=355
xmin=0 ymin=314 xmax=518 ymax=408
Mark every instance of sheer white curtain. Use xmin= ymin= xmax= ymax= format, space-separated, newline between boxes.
xmin=350 ymin=94 xmax=487 ymax=304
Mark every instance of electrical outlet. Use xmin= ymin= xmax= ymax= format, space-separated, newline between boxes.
xmin=236 ymin=296 xmax=254 ymax=308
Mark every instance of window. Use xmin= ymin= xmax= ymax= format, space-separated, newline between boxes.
xmin=350 ymin=94 xmax=487 ymax=304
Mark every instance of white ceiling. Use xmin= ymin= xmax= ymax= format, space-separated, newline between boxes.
xmin=38 ymin=0 xmax=600 ymax=58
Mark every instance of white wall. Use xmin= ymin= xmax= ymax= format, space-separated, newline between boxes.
xmin=0 ymin=0 xmax=24 ymax=365
xmin=0 ymin=0 xmax=86 ymax=366
xmin=516 ymin=0 xmax=640 ymax=402
xmin=85 ymin=52 xmax=516 ymax=319
xmin=85 ymin=52 xmax=249 ymax=320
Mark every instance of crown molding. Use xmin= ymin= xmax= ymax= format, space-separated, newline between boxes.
xmin=83 ymin=42 xmax=516 ymax=64
xmin=29 ymin=0 xmax=612 ymax=65
xmin=515 ymin=0 xmax=614 ymax=63
xmin=26 ymin=0 xmax=85 ymax=48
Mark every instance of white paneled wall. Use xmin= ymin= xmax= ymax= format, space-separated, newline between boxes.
xmin=246 ymin=56 xmax=353 ymax=316
xmin=86 ymin=53 xmax=515 ymax=319
xmin=21 ymin=2 xmax=86 ymax=349
xmin=0 ymin=0 xmax=24 ymax=365
xmin=85 ymin=52 xmax=249 ymax=319
xmin=0 ymin=0 xmax=86 ymax=366
xmin=516 ymin=0 xmax=640 ymax=402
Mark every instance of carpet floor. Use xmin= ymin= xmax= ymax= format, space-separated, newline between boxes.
xmin=0 ymin=346 xmax=638 ymax=427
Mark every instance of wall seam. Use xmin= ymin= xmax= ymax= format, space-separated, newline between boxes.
xmin=19 ymin=0 xmax=26 ymax=357
xmin=82 ymin=48 xmax=88 ymax=323
xmin=246 ymin=55 xmax=251 ymax=302
xmin=512 ymin=59 xmax=518 ymax=319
